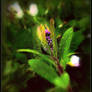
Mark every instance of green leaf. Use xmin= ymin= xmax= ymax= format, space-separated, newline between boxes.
xmin=17 ymin=49 xmax=55 ymax=65
xmin=28 ymin=59 xmax=70 ymax=89
xmin=28 ymin=59 xmax=59 ymax=84
xmin=78 ymin=16 xmax=90 ymax=31
xmin=53 ymin=72 xmax=70 ymax=89
xmin=70 ymin=31 xmax=85 ymax=52
xmin=17 ymin=49 xmax=40 ymax=55
xmin=50 ymin=19 xmax=58 ymax=57
xmin=59 ymin=27 xmax=73 ymax=68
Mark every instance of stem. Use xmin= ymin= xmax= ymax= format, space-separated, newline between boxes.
xmin=51 ymin=56 xmax=73 ymax=92
xmin=51 ymin=56 xmax=64 ymax=76
xmin=67 ymin=85 xmax=73 ymax=92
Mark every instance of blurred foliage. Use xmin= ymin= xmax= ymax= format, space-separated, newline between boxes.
xmin=2 ymin=0 xmax=90 ymax=92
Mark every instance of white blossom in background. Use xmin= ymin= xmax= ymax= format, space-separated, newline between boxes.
xmin=8 ymin=2 xmax=24 ymax=18
xmin=67 ymin=55 xmax=80 ymax=67
xmin=29 ymin=3 xmax=38 ymax=16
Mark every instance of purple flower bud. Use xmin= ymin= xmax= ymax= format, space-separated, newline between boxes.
xmin=48 ymin=43 xmax=50 ymax=45
xmin=45 ymin=29 xmax=53 ymax=51
xmin=46 ymin=36 xmax=50 ymax=39
xmin=45 ymin=29 xmax=50 ymax=34
xmin=48 ymin=39 xmax=51 ymax=41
